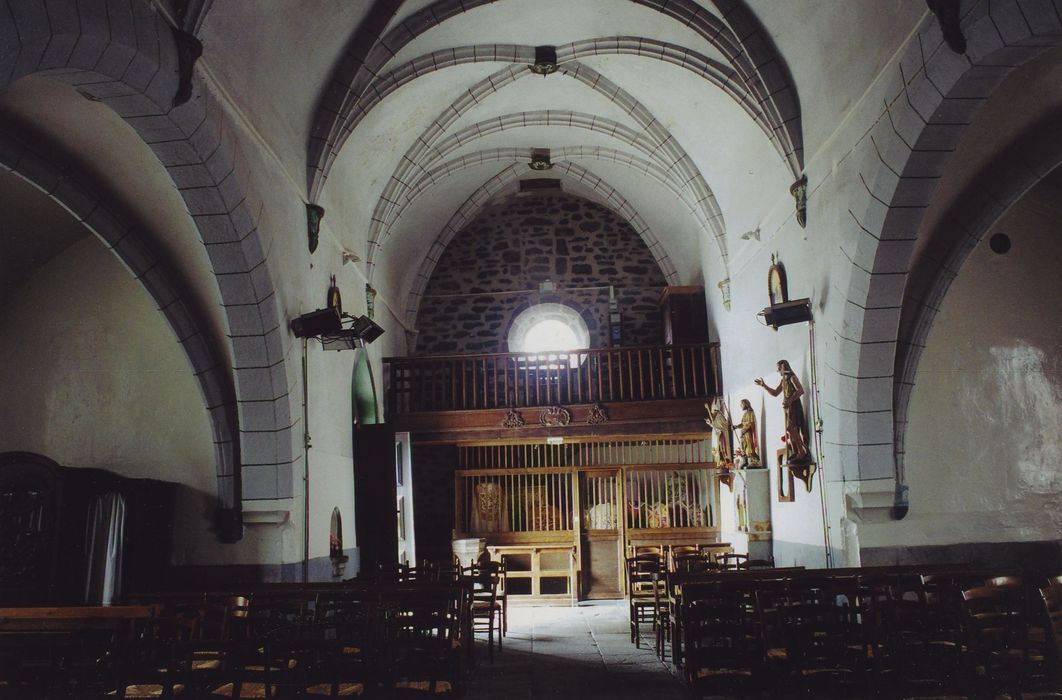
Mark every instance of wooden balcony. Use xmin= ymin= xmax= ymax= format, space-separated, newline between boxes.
xmin=384 ymin=343 xmax=720 ymax=441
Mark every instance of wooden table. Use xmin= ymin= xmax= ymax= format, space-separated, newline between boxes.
xmin=487 ymin=545 xmax=577 ymax=606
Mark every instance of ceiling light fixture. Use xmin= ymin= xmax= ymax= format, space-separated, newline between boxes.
xmin=531 ymin=45 xmax=558 ymax=75
xmin=529 ymin=148 xmax=552 ymax=170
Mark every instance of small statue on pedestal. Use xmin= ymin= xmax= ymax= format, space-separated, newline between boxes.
xmin=737 ymin=398 xmax=762 ymax=467
xmin=704 ymin=398 xmax=734 ymax=467
xmin=706 ymin=398 xmax=735 ymax=490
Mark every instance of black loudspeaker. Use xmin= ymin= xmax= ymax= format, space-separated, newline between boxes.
xmin=760 ymin=298 xmax=812 ymax=329
xmin=291 ymin=308 xmax=342 ymax=338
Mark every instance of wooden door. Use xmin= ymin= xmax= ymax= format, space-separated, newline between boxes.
xmin=579 ymin=470 xmax=622 ymax=599
xmin=353 ymin=424 xmax=398 ymax=576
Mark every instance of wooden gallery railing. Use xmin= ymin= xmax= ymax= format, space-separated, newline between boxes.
xmin=386 ymin=343 xmax=721 ymax=413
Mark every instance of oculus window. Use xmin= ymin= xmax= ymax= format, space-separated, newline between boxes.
xmin=508 ymin=303 xmax=590 ymax=363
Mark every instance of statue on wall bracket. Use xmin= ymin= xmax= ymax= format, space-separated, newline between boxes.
xmin=705 ymin=398 xmax=735 ymax=489
xmin=736 ymin=399 xmax=762 ymax=467
xmin=756 ymin=359 xmax=815 ymax=491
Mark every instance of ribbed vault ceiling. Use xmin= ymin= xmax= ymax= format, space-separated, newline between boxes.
xmin=196 ymin=0 xmax=928 ymax=326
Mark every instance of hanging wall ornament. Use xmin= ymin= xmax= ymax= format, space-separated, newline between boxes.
xmin=365 ymin=284 xmax=377 ymax=320
xmin=717 ymin=278 xmax=731 ymax=311
xmin=306 ymin=203 xmax=325 ymax=253
xmin=789 ymin=175 xmax=807 ymax=228
xmin=327 ymin=275 xmax=342 ymax=316
xmin=767 ymin=255 xmax=788 ymax=306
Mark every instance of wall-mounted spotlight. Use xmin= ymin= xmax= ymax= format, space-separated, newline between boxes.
xmin=291 ymin=308 xmax=385 ymax=349
xmin=291 ymin=307 xmax=342 ymax=338
xmin=349 ymin=315 xmax=385 ymax=344
xmin=758 ymin=298 xmax=812 ymax=329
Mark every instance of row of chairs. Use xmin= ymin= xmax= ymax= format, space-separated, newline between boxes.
xmin=371 ymin=558 xmax=508 ymax=663
xmin=674 ymin=569 xmax=1062 ymax=699
xmin=626 ymin=549 xmax=776 ymax=650
xmin=0 ymin=579 xmax=475 ymax=698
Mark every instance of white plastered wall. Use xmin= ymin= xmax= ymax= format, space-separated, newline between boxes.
xmin=859 ymin=178 xmax=1062 ymax=553
xmin=0 ymin=235 xmax=284 ymax=566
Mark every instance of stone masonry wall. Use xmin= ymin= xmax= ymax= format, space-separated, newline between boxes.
xmin=415 ymin=191 xmax=667 ymax=354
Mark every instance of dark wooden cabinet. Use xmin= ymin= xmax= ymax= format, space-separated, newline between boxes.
xmin=660 ymin=286 xmax=710 ymax=345
xmin=0 ymin=452 xmax=175 ymax=605
xmin=0 ymin=453 xmax=62 ymax=605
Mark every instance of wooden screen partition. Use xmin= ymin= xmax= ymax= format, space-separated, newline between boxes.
xmin=625 ymin=467 xmax=715 ymax=530
xmin=457 ymin=469 xmax=574 ymax=534
xmin=454 ymin=438 xmax=720 ymax=602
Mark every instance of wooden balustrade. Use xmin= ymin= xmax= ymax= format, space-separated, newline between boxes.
xmin=386 ymin=343 xmax=720 ymax=414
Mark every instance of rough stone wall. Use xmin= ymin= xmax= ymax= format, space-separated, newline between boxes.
xmin=415 ymin=191 xmax=667 ymax=354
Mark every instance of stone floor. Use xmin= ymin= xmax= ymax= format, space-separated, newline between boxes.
xmin=463 ymin=600 xmax=688 ymax=699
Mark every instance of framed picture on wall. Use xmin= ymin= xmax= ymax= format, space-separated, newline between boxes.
xmin=777 ymin=448 xmax=795 ymax=502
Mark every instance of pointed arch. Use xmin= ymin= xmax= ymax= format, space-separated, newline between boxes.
xmin=0 ymin=0 xmax=298 ymax=536
xmin=828 ymin=0 xmax=1062 ymax=500
xmin=363 ymin=62 xmax=727 ymax=282
xmin=402 ymin=161 xmax=679 ymax=328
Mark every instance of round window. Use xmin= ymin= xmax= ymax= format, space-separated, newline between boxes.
xmin=507 ymin=303 xmax=590 ymax=357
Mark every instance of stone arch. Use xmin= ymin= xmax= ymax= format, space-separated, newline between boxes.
xmin=0 ymin=0 xmax=296 ymax=538
xmin=403 ymin=146 xmax=714 ymax=244
xmin=893 ymin=112 xmax=1062 ymax=486
xmin=836 ymin=0 xmax=1062 ymax=503
xmin=307 ymin=0 xmax=803 ymax=196
xmin=0 ymin=135 xmax=239 ymax=523
xmin=426 ymin=112 xmax=657 ymax=173
xmin=403 ymin=161 xmax=678 ymax=329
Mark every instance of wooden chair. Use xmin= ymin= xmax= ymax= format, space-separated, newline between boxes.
xmin=697 ymin=543 xmax=731 ymax=560
xmin=671 ymin=552 xmax=720 ymax=575
xmin=299 ymin=637 xmax=368 ymax=697
xmin=717 ymin=553 xmax=748 ymax=571
xmin=494 ymin=558 xmax=508 ymax=637
xmin=738 ymin=557 xmax=776 ymax=570
xmin=113 ymin=613 xmax=197 ymax=699
xmin=464 ymin=563 xmax=502 ymax=662
xmin=684 ymin=586 xmax=764 ymax=698
xmin=667 ymin=544 xmax=698 ymax=570
xmin=777 ymin=578 xmax=869 ymax=698
xmin=381 ymin=587 xmax=463 ymax=696
xmin=962 ymin=584 xmax=1051 ymax=698
xmin=627 ymin=555 xmax=664 ymax=648
xmin=1041 ymin=584 xmax=1062 ymax=689
xmin=630 ymin=545 xmax=664 ymax=563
